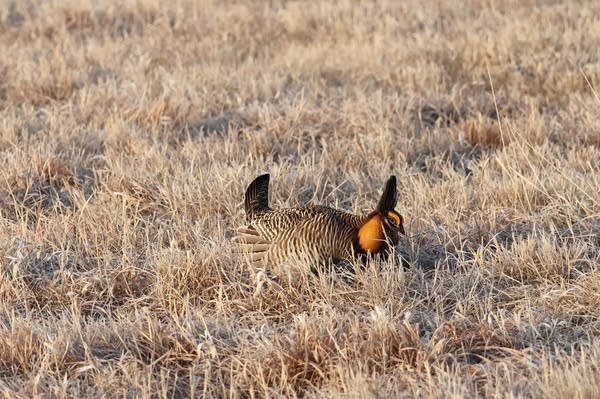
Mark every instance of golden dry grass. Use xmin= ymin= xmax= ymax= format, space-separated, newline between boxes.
xmin=1 ymin=0 xmax=600 ymax=397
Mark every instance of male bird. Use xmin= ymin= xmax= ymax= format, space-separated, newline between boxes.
xmin=233 ymin=174 xmax=405 ymax=272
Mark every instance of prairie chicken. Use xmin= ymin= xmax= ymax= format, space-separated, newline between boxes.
xmin=233 ymin=174 xmax=405 ymax=272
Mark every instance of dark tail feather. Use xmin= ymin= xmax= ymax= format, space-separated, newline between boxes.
xmin=375 ymin=176 xmax=397 ymax=212
xmin=244 ymin=173 xmax=270 ymax=218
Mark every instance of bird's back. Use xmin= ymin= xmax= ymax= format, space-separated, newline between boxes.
xmin=237 ymin=204 xmax=365 ymax=267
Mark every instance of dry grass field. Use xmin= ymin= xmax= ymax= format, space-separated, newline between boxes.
xmin=1 ymin=0 xmax=600 ymax=397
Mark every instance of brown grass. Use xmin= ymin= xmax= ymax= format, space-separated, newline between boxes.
xmin=1 ymin=0 xmax=600 ymax=397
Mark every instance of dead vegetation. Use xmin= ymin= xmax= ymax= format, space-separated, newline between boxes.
xmin=0 ymin=0 xmax=599 ymax=397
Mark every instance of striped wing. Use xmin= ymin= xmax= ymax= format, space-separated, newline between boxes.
xmin=232 ymin=209 xmax=309 ymax=266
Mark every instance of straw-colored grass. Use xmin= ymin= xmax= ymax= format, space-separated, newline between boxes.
xmin=1 ymin=0 xmax=600 ymax=397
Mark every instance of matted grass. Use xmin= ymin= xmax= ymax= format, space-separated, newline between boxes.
xmin=1 ymin=0 xmax=600 ymax=397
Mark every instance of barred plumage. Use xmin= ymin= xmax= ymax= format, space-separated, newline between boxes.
xmin=233 ymin=174 xmax=405 ymax=272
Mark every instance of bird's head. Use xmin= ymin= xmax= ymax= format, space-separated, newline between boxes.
xmin=357 ymin=176 xmax=405 ymax=254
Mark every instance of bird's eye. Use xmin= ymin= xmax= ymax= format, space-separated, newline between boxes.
xmin=386 ymin=211 xmax=402 ymax=227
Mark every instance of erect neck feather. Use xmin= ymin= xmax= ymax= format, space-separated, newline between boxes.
xmin=357 ymin=214 xmax=385 ymax=253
